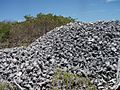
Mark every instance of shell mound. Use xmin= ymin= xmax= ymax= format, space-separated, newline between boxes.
xmin=0 ymin=21 xmax=120 ymax=90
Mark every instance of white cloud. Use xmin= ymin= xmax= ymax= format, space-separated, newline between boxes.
xmin=106 ymin=0 xmax=116 ymax=2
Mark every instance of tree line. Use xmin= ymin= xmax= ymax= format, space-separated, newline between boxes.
xmin=0 ymin=13 xmax=75 ymax=49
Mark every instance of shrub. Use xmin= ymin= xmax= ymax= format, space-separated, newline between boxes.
xmin=51 ymin=69 xmax=97 ymax=90
xmin=0 ymin=82 xmax=16 ymax=90
xmin=0 ymin=13 xmax=76 ymax=48
xmin=0 ymin=23 xmax=11 ymax=42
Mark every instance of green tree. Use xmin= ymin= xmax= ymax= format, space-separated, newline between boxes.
xmin=24 ymin=15 xmax=33 ymax=21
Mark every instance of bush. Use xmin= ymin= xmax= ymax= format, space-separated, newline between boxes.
xmin=0 ymin=82 xmax=16 ymax=90
xmin=0 ymin=13 xmax=75 ymax=48
xmin=0 ymin=23 xmax=10 ymax=42
xmin=51 ymin=69 xmax=97 ymax=90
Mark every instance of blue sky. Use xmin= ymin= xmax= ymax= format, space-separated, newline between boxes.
xmin=0 ymin=0 xmax=120 ymax=22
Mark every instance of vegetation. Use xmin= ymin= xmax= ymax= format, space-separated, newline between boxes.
xmin=0 ymin=13 xmax=75 ymax=49
xmin=0 ymin=69 xmax=97 ymax=90
xmin=0 ymin=82 xmax=16 ymax=90
xmin=51 ymin=69 xmax=97 ymax=90
xmin=0 ymin=23 xmax=11 ymax=42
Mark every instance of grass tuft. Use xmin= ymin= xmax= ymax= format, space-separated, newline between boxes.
xmin=51 ymin=69 xmax=97 ymax=90
xmin=0 ymin=82 xmax=16 ymax=90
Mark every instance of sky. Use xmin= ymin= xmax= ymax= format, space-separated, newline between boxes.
xmin=0 ymin=0 xmax=120 ymax=22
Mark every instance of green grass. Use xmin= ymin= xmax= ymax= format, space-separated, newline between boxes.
xmin=51 ymin=69 xmax=97 ymax=90
xmin=0 ymin=82 xmax=16 ymax=90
